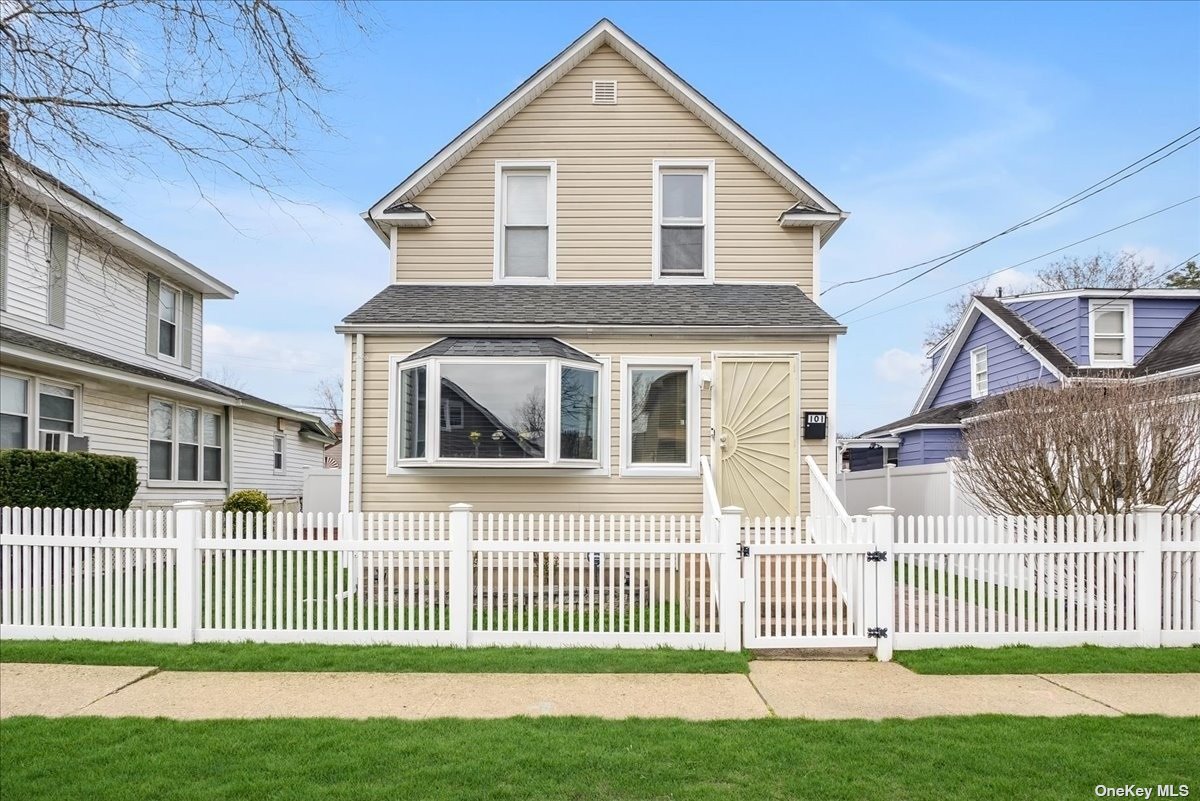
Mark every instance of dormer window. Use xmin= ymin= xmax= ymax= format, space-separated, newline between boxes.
xmin=653 ymin=160 xmax=714 ymax=282
xmin=1089 ymin=299 xmax=1133 ymax=366
xmin=970 ymin=346 xmax=988 ymax=398
xmin=494 ymin=161 xmax=556 ymax=282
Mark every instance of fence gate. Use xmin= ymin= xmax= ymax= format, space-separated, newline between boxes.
xmin=740 ymin=512 xmax=892 ymax=653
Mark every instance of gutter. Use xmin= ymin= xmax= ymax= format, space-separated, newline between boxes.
xmin=334 ymin=322 xmax=848 ymax=336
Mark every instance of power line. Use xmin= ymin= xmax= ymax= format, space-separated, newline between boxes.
xmin=843 ymin=195 xmax=1200 ymax=325
xmin=827 ymin=125 xmax=1200 ymax=312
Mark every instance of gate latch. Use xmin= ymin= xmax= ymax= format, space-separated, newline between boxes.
xmin=867 ymin=627 xmax=889 ymax=639
xmin=866 ymin=550 xmax=888 ymax=562
xmin=737 ymin=544 xmax=750 ymax=558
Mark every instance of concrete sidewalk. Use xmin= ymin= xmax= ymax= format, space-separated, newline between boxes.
xmin=2 ymin=661 xmax=1197 ymax=720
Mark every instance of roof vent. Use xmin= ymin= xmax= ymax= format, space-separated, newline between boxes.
xmin=592 ymin=80 xmax=617 ymax=105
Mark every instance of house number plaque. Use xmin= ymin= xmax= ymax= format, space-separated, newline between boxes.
xmin=803 ymin=412 xmax=827 ymax=440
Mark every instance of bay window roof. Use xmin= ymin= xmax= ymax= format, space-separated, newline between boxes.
xmin=402 ymin=337 xmax=597 ymax=363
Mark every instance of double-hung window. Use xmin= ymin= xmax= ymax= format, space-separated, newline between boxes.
xmin=622 ymin=357 xmax=700 ymax=476
xmin=38 ymin=383 xmax=76 ymax=450
xmin=970 ymin=346 xmax=988 ymax=399
xmin=495 ymin=162 xmax=556 ymax=281
xmin=1089 ymin=299 xmax=1133 ymax=366
xmin=0 ymin=374 xmax=30 ymax=449
xmin=393 ymin=348 xmax=602 ymax=468
xmin=273 ymin=434 xmax=285 ymax=472
xmin=158 ymin=283 xmax=181 ymax=359
xmin=150 ymin=399 xmax=223 ymax=482
xmin=654 ymin=160 xmax=714 ymax=281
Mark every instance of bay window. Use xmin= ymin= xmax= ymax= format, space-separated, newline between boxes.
xmin=393 ymin=353 xmax=601 ymax=467
xmin=150 ymin=398 xmax=223 ymax=482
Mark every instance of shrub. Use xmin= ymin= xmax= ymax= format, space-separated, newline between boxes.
xmin=223 ymin=489 xmax=271 ymax=514
xmin=0 ymin=449 xmax=138 ymax=509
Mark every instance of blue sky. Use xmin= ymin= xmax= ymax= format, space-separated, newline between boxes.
xmin=89 ymin=1 xmax=1200 ymax=432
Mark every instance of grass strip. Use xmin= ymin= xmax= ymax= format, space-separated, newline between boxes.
xmin=0 ymin=638 xmax=750 ymax=674
xmin=895 ymin=644 xmax=1200 ymax=674
xmin=2 ymin=715 xmax=1196 ymax=801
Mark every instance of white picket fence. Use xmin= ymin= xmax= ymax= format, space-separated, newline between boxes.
xmin=1 ymin=496 xmax=1197 ymax=654
xmin=0 ymin=503 xmax=742 ymax=650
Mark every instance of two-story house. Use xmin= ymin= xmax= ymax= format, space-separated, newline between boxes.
xmin=845 ymin=287 xmax=1200 ymax=473
xmin=336 ymin=20 xmax=848 ymax=518
xmin=0 ymin=151 xmax=335 ymax=506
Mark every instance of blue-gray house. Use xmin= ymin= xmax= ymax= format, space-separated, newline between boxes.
xmin=845 ymin=288 xmax=1200 ymax=471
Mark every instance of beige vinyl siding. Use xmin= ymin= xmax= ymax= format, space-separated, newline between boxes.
xmin=1 ymin=202 xmax=205 ymax=379
xmin=394 ymin=46 xmax=815 ymax=289
xmin=347 ymin=332 xmax=829 ymax=514
xmin=230 ymin=410 xmax=325 ymax=498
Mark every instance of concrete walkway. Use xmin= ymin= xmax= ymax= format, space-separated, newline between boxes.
xmin=2 ymin=662 xmax=1197 ymax=720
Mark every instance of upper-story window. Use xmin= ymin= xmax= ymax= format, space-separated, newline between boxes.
xmin=653 ymin=160 xmax=714 ymax=282
xmin=158 ymin=283 xmax=181 ymax=359
xmin=494 ymin=161 xmax=556 ymax=282
xmin=1089 ymin=299 xmax=1133 ymax=366
xmin=970 ymin=346 xmax=988 ymax=398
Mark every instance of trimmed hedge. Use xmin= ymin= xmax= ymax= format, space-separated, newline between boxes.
xmin=0 ymin=449 xmax=139 ymax=510
xmin=222 ymin=489 xmax=271 ymax=514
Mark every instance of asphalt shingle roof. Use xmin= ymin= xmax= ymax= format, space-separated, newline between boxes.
xmin=402 ymin=337 xmax=598 ymax=362
xmin=859 ymin=399 xmax=978 ymax=437
xmin=1134 ymin=305 xmax=1200 ymax=377
xmin=1 ymin=326 xmax=330 ymax=436
xmin=342 ymin=284 xmax=842 ymax=328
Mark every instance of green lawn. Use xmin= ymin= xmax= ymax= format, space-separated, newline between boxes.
xmin=0 ymin=639 xmax=749 ymax=674
xmin=895 ymin=644 xmax=1200 ymax=674
xmin=2 ymin=716 xmax=1196 ymax=801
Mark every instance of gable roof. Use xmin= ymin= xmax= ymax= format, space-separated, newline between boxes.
xmin=912 ymin=296 xmax=1069 ymax=412
xmin=339 ymin=284 xmax=843 ymax=330
xmin=364 ymin=19 xmax=846 ymax=241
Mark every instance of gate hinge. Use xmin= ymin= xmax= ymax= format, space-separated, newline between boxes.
xmin=867 ymin=627 xmax=889 ymax=639
xmin=866 ymin=550 xmax=888 ymax=562
xmin=737 ymin=544 xmax=750 ymax=558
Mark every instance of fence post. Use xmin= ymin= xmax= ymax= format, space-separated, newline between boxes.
xmin=719 ymin=505 xmax=743 ymax=652
xmin=1133 ymin=504 xmax=1165 ymax=648
xmin=448 ymin=503 xmax=473 ymax=648
xmin=868 ymin=505 xmax=895 ymax=662
xmin=173 ymin=501 xmax=204 ymax=644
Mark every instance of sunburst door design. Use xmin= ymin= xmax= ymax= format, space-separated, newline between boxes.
xmin=716 ymin=358 xmax=797 ymax=519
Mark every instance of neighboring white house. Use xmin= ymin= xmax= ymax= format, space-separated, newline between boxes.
xmin=0 ymin=152 xmax=335 ymax=506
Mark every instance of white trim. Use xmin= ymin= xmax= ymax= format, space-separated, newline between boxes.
xmin=492 ymin=160 xmax=557 ymax=284
xmin=651 ymin=159 xmax=715 ymax=283
xmin=4 ymin=156 xmax=236 ymax=298
xmin=811 ymin=227 xmax=822 ymax=303
xmin=365 ymin=20 xmax=842 ymax=233
xmin=969 ymin=345 xmax=988 ymax=399
xmin=353 ymin=333 xmax=364 ymax=514
xmin=778 ymin=211 xmax=844 ymax=227
xmin=620 ymin=355 xmax=701 ymax=478
xmin=826 ymin=334 xmax=836 ymax=484
xmin=339 ymin=334 xmax=352 ymax=515
xmin=999 ymin=288 xmax=1200 ymax=303
xmin=912 ymin=299 xmax=1068 ymax=412
xmin=1087 ymin=298 xmax=1134 ymax=368
xmin=386 ymin=352 xmax=608 ymax=473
